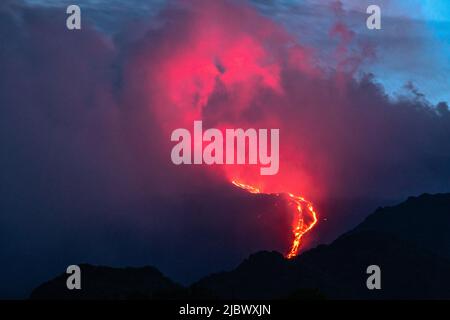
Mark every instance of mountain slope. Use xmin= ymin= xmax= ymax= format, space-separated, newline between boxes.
xmin=30 ymin=264 xmax=183 ymax=299
xmin=193 ymin=193 xmax=450 ymax=299
xmin=30 ymin=193 xmax=450 ymax=299
xmin=354 ymin=193 xmax=450 ymax=259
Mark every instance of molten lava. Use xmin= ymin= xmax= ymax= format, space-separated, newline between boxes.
xmin=232 ymin=180 xmax=318 ymax=259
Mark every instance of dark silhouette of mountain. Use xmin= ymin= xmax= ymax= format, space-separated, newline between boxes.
xmin=193 ymin=193 xmax=450 ymax=299
xmin=30 ymin=193 xmax=450 ymax=299
xmin=30 ymin=264 xmax=184 ymax=299
xmin=354 ymin=193 xmax=450 ymax=259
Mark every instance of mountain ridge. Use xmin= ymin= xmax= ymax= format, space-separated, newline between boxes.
xmin=30 ymin=193 xmax=450 ymax=299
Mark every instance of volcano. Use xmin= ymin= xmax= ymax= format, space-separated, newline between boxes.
xmin=30 ymin=193 xmax=450 ymax=300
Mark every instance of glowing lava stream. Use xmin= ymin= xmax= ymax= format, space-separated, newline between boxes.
xmin=231 ymin=180 xmax=318 ymax=259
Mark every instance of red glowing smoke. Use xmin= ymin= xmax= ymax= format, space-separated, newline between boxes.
xmin=126 ymin=0 xmax=325 ymax=254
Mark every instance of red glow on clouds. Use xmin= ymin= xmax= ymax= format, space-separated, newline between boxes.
xmin=132 ymin=0 xmax=326 ymax=254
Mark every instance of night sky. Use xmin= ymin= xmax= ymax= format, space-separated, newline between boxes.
xmin=1 ymin=0 xmax=450 ymax=298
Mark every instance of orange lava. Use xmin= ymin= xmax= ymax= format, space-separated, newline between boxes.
xmin=232 ymin=180 xmax=318 ymax=259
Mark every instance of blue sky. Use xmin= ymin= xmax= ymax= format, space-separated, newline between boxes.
xmin=254 ymin=0 xmax=450 ymax=104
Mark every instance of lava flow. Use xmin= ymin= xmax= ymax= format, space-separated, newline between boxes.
xmin=232 ymin=180 xmax=318 ymax=259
